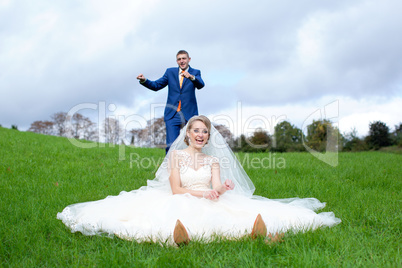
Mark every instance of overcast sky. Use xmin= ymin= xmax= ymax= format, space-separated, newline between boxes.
xmin=1 ymin=0 xmax=401 ymax=137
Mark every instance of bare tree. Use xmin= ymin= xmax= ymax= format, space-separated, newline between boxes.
xmin=82 ymin=117 xmax=98 ymax=141
xmin=128 ymin=117 xmax=166 ymax=148
xmin=63 ymin=113 xmax=97 ymax=140
xmin=130 ymin=128 xmax=144 ymax=147
xmin=28 ymin=120 xmax=55 ymax=135
xmin=72 ymin=113 xmax=85 ymax=139
xmin=51 ymin=112 xmax=70 ymax=137
xmin=28 ymin=111 xmax=98 ymax=141
xmin=214 ymin=124 xmax=234 ymax=144
xmin=129 ymin=118 xmax=236 ymax=148
xmin=149 ymin=117 xmax=166 ymax=148
xmin=138 ymin=128 xmax=150 ymax=147
xmin=103 ymin=117 xmax=124 ymax=144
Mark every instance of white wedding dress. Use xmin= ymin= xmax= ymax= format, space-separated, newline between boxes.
xmin=57 ymin=149 xmax=341 ymax=243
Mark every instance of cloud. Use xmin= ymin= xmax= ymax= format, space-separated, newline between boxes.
xmin=0 ymin=0 xmax=401 ymax=134
xmin=234 ymin=0 xmax=402 ymax=106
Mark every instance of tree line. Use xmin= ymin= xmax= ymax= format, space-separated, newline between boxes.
xmin=234 ymin=120 xmax=401 ymax=153
xmin=20 ymin=111 xmax=402 ymax=152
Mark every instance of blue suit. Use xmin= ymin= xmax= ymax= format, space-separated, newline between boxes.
xmin=140 ymin=66 xmax=205 ymax=152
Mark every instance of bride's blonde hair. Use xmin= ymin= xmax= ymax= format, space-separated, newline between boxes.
xmin=184 ymin=115 xmax=211 ymax=145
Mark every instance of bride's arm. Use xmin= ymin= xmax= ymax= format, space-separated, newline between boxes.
xmin=211 ymin=162 xmax=235 ymax=195
xmin=168 ymin=151 xmax=219 ymax=199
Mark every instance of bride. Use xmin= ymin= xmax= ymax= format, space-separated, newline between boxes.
xmin=57 ymin=115 xmax=341 ymax=245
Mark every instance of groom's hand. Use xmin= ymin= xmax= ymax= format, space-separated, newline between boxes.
xmin=137 ymin=74 xmax=146 ymax=83
xmin=182 ymin=71 xmax=195 ymax=80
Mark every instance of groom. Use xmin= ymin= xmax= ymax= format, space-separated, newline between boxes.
xmin=137 ymin=50 xmax=205 ymax=153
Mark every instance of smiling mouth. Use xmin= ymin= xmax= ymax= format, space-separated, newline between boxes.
xmin=195 ymin=138 xmax=204 ymax=144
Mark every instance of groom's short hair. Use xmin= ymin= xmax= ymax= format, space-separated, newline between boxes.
xmin=176 ymin=50 xmax=189 ymax=58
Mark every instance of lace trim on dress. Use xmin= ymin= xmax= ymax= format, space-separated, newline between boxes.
xmin=58 ymin=207 xmax=110 ymax=236
xmin=176 ymin=150 xmax=219 ymax=171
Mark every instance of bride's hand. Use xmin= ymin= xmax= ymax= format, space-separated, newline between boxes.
xmin=223 ymin=179 xmax=235 ymax=191
xmin=203 ymin=190 xmax=219 ymax=200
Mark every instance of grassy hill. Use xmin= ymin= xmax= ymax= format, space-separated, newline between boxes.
xmin=1 ymin=127 xmax=401 ymax=266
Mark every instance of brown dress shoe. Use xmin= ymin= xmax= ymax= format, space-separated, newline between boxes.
xmin=251 ymin=214 xmax=267 ymax=239
xmin=173 ymin=219 xmax=190 ymax=245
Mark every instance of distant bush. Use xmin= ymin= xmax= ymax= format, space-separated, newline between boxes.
xmin=392 ymin=123 xmax=402 ymax=147
xmin=366 ymin=121 xmax=392 ymax=150
xmin=304 ymin=119 xmax=342 ymax=152
xmin=342 ymin=128 xmax=368 ymax=152
xmin=273 ymin=121 xmax=305 ymax=152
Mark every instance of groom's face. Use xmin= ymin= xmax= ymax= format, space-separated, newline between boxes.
xmin=177 ymin=53 xmax=191 ymax=70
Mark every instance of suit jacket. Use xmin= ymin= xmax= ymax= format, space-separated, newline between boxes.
xmin=140 ymin=66 xmax=205 ymax=121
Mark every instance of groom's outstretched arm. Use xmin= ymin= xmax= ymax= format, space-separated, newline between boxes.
xmin=137 ymin=71 xmax=169 ymax=91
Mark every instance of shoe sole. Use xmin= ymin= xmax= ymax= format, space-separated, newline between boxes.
xmin=173 ymin=219 xmax=190 ymax=245
xmin=251 ymin=214 xmax=267 ymax=238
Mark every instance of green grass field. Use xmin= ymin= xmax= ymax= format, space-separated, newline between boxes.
xmin=1 ymin=127 xmax=401 ymax=267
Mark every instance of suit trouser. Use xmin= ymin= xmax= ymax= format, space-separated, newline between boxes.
xmin=165 ymin=112 xmax=187 ymax=154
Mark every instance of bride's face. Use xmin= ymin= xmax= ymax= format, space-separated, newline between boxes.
xmin=187 ymin=120 xmax=209 ymax=149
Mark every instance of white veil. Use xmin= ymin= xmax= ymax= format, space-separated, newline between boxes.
xmin=146 ymin=118 xmax=256 ymax=197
